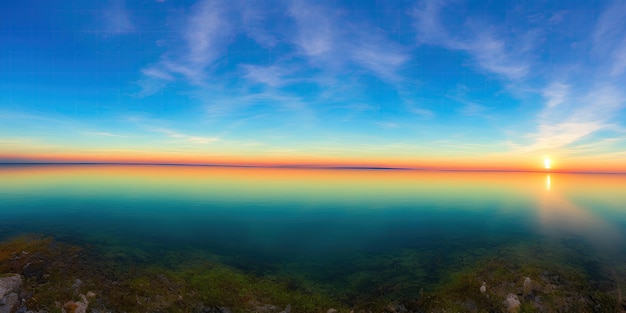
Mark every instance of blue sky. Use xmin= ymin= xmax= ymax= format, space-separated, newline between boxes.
xmin=1 ymin=0 xmax=626 ymax=170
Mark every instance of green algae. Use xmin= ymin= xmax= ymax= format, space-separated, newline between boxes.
xmin=2 ymin=235 xmax=626 ymax=313
xmin=0 ymin=235 xmax=346 ymax=313
xmin=416 ymin=241 xmax=625 ymax=312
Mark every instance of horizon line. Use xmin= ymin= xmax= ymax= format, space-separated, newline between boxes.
xmin=2 ymin=161 xmax=626 ymax=175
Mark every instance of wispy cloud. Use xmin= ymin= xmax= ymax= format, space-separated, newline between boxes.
xmin=241 ymin=64 xmax=296 ymax=87
xmin=199 ymin=91 xmax=313 ymax=123
xmin=121 ymin=115 xmax=220 ymax=145
xmin=102 ymin=0 xmax=135 ymax=34
xmin=288 ymin=0 xmax=409 ymax=81
xmin=150 ymin=127 xmax=219 ymax=145
xmin=459 ymin=103 xmax=489 ymax=118
xmin=512 ymin=85 xmax=625 ymax=153
xmin=410 ymin=1 xmax=626 ymax=158
xmin=592 ymin=0 xmax=626 ymax=77
xmin=376 ymin=121 xmax=400 ymax=129
xmin=407 ymin=106 xmax=434 ymax=118
xmin=137 ymin=0 xmax=232 ymax=95
xmin=83 ymin=132 xmax=128 ymax=138
xmin=350 ymin=33 xmax=409 ymax=80
xmin=542 ymin=83 xmax=569 ymax=108
xmin=288 ymin=1 xmax=335 ymax=57
xmin=412 ymin=0 xmax=532 ymax=80
xmin=506 ymin=1 xmax=626 ymax=155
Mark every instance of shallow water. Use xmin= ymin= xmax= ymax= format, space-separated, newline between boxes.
xmin=1 ymin=164 xmax=626 ymax=303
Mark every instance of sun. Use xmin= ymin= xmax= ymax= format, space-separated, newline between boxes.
xmin=544 ymin=158 xmax=551 ymax=170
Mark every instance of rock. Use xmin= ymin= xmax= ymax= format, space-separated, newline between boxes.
xmin=62 ymin=294 xmax=89 ymax=313
xmin=523 ymin=277 xmax=532 ymax=295
xmin=279 ymin=304 xmax=291 ymax=313
xmin=0 ymin=274 xmax=22 ymax=298
xmin=86 ymin=291 xmax=96 ymax=298
xmin=504 ymin=293 xmax=521 ymax=313
xmin=480 ymin=282 xmax=486 ymax=294
xmin=0 ymin=274 xmax=22 ymax=313
xmin=0 ymin=293 xmax=18 ymax=313
xmin=72 ymin=279 xmax=83 ymax=291
xmin=327 ymin=309 xmax=337 ymax=313
xmin=194 ymin=305 xmax=234 ymax=313
xmin=218 ymin=307 xmax=231 ymax=313
xmin=253 ymin=304 xmax=278 ymax=313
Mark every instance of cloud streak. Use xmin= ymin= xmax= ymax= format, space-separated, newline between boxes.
xmin=102 ymin=0 xmax=135 ymax=34
xmin=412 ymin=0 xmax=532 ymax=80
xmin=150 ymin=127 xmax=219 ymax=145
xmin=512 ymin=85 xmax=625 ymax=154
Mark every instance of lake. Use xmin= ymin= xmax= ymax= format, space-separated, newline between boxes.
xmin=1 ymin=164 xmax=625 ymax=312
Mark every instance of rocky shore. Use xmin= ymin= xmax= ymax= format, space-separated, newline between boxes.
xmin=1 ymin=235 xmax=625 ymax=313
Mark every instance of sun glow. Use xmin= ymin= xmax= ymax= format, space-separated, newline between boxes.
xmin=544 ymin=158 xmax=551 ymax=170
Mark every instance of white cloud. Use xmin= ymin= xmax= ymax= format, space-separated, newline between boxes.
xmin=241 ymin=64 xmax=295 ymax=87
xmin=83 ymin=132 xmax=127 ymax=138
xmin=288 ymin=0 xmax=409 ymax=81
xmin=376 ymin=121 xmax=400 ymax=128
xmin=103 ymin=0 xmax=135 ymax=34
xmin=350 ymin=34 xmax=409 ymax=80
xmin=460 ymin=103 xmax=488 ymax=117
xmin=288 ymin=1 xmax=335 ymax=57
xmin=462 ymin=32 xmax=529 ymax=79
xmin=514 ymin=86 xmax=625 ymax=153
xmin=408 ymin=106 xmax=434 ymax=118
xmin=238 ymin=2 xmax=279 ymax=48
xmin=151 ymin=128 xmax=219 ymax=144
xmin=185 ymin=0 xmax=230 ymax=67
xmin=412 ymin=0 xmax=531 ymax=80
xmin=593 ymin=1 xmax=626 ymax=77
xmin=611 ymin=39 xmax=626 ymax=77
xmin=413 ymin=0 xmax=447 ymax=44
xmin=136 ymin=0 xmax=232 ymax=95
xmin=542 ymin=83 xmax=569 ymax=108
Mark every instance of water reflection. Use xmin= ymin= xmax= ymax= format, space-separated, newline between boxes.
xmin=536 ymin=174 xmax=620 ymax=249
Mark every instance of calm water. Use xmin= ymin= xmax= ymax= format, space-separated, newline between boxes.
xmin=1 ymin=164 xmax=626 ymax=299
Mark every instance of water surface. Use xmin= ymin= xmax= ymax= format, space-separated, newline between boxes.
xmin=1 ymin=164 xmax=625 ymax=305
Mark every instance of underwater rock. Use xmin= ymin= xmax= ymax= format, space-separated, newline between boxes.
xmin=195 ymin=306 xmax=232 ymax=313
xmin=62 ymin=294 xmax=89 ymax=313
xmin=503 ymin=293 xmax=520 ymax=313
xmin=327 ymin=309 xmax=337 ymax=313
xmin=0 ymin=274 xmax=22 ymax=313
xmin=278 ymin=304 xmax=291 ymax=313
xmin=252 ymin=304 xmax=278 ymax=313
xmin=72 ymin=279 xmax=82 ymax=292
xmin=480 ymin=282 xmax=486 ymax=294
xmin=523 ymin=277 xmax=532 ymax=295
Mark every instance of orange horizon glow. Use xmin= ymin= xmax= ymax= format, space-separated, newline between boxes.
xmin=2 ymin=152 xmax=626 ymax=174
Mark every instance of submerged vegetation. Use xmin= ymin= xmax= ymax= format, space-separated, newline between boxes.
xmin=1 ymin=235 xmax=625 ymax=312
xmin=0 ymin=235 xmax=344 ymax=313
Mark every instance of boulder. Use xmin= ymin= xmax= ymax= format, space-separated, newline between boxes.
xmin=0 ymin=274 xmax=22 ymax=313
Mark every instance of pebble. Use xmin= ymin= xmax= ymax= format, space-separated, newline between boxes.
xmin=480 ymin=282 xmax=486 ymax=294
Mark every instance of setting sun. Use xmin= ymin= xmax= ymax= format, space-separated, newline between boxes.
xmin=544 ymin=158 xmax=552 ymax=169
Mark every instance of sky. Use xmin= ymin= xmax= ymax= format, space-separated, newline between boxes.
xmin=1 ymin=0 xmax=626 ymax=172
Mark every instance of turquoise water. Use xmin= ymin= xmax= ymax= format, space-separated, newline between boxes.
xmin=1 ymin=164 xmax=626 ymax=304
